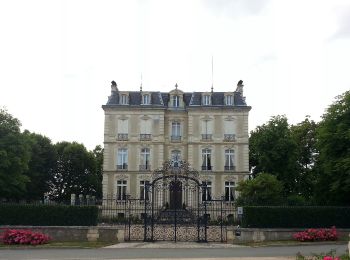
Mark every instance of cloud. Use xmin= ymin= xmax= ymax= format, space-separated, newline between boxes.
xmin=329 ymin=6 xmax=350 ymax=40
xmin=203 ymin=0 xmax=270 ymax=18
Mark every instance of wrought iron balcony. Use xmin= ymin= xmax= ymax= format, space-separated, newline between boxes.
xmin=224 ymin=134 xmax=236 ymax=142
xmin=117 ymin=133 xmax=128 ymax=141
xmin=116 ymin=164 xmax=128 ymax=171
xmin=224 ymin=165 xmax=236 ymax=171
xmin=201 ymin=165 xmax=213 ymax=171
xmin=140 ymin=134 xmax=151 ymax=141
xmin=201 ymin=134 xmax=212 ymax=141
xmin=171 ymin=135 xmax=182 ymax=142
xmin=140 ymin=134 xmax=152 ymax=141
xmin=139 ymin=165 xmax=151 ymax=171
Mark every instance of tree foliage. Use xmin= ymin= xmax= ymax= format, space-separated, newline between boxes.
xmin=0 ymin=108 xmax=103 ymax=201
xmin=315 ymin=91 xmax=350 ymax=205
xmin=0 ymin=108 xmax=30 ymax=199
xmin=236 ymin=173 xmax=284 ymax=206
xmin=49 ymin=142 xmax=100 ymax=201
xmin=249 ymin=115 xmax=298 ymax=194
xmin=23 ymin=131 xmax=57 ymax=200
xmin=290 ymin=116 xmax=318 ymax=199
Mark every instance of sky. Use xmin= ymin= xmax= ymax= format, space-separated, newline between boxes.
xmin=0 ymin=0 xmax=349 ymax=150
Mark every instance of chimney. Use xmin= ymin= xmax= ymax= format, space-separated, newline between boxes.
xmin=111 ymin=80 xmax=118 ymax=94
xmin=236 ymin=80 xmax=244 ymax=95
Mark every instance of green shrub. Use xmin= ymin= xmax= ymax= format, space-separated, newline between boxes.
xmin=0 ymin=204 xmax=98 ymax=226
xmin=242 ymin=206 xmax=350 ymax=228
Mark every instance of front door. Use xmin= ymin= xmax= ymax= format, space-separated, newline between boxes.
xmin=169 ymin=180 xmax=182 ymax=209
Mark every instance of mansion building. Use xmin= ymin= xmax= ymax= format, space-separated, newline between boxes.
xmin=102 ymin=81 xmax=251 ymax=203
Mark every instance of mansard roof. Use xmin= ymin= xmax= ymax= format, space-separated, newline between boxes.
xmin=104 ymin=87 xmax=248 ymax=108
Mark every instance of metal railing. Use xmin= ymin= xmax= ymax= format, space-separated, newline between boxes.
xmin=201 ymin=134 xmax=212 ymax=141
xmin=117 ymin=164 xmax=128 ymax=170
xmin=201 ymin=165 xmax=213 ymax=171
xmin=171 ymin=135 xmax=181 ymax=142
xmin=224 ymin=165 xmax=236 ymax=171
xmin=223 ymin=134 xmax=235 ymax=142
xmin=139 ymin=134 xmax=151 ymax=141
xmin=117 ymin=133 xmax=129 ymax=141
xmin=139 ymin=165 xmax=151 ymax=171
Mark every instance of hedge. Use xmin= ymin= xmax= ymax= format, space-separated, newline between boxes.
xmin=242 ymin=206 xmax=350 ymax=228
xmin=0 ymin=204 xmax=98 ymax=226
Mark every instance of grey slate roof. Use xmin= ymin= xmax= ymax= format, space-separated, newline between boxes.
xmin=105 ymin=91 xmax=247 ymax=107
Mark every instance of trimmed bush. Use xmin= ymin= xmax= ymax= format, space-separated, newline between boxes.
xmin=0 ymin=204 xmax=98 ymax=226
xmin=2 ymin=229 xmax=50 ymax=245
xmin=242 ymin=206 xmax=350 ymax=228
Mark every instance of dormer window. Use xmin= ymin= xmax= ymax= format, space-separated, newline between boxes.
xmin=203 ymin=95 xmax=211 ymax=105
xmin=120 ymin=94 xmax=128 ymax=105
xmin=142 ymin=94 xmax=150 ymax=105
xmin=226 ymin=95 xmax=234 ymax=105
xmin=172 ymin=95 xmax=179 ymax=107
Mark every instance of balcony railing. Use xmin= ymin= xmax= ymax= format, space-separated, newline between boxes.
xmin=224 ymin=134 xmax=236 ymax=142
xmin=140 ymin=134 xmax=151 ymax=141
xmin=117 ymin=133 xmax=128 ymax=141
xmin=201 ymin=134 xmax=212 ymax=141
xmin=139 ymin=165 xmax=151 ymax=171
xmin=224 ymin=165 xmax=236 ymax=171
xmin=201 ymin=165 xmax=213 ymax=171
xmin=116 ymin=164 xmax=128 ymax=171
xmin=171 ymin=135 xmax=182 ymax=142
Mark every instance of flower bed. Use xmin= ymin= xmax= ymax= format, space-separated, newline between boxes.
xmin=293 ymin=226 xmax=338 ymax=242
xmin=1 ymin=229 xmax=50 ymax=245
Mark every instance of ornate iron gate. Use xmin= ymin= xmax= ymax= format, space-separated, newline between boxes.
xmin=125 ymin=161 xmax=230 ymax=242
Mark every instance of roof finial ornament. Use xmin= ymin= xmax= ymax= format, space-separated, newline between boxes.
xmin=140 ymin=73 xmax=143 ymax=92
xmin=211 ymin=55 xmax=214 ymax=93
xmin=175 ymin=83 xmax=178 ymax=90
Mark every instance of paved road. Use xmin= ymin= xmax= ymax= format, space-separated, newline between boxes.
xmin=0 ymin=243 xmax=347 ymax=259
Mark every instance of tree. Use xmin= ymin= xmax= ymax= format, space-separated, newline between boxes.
xmin=249 ymin=115 xmax=298 ymax=195
xmin=315 ymin=91 xmax=350 ymax=205
xmin=290 ymin=116 xmax=318 ymax=199
xmin=236 ymin=173 xmax=284 ymax=206
xmin=92 ymin=145 xmax=103 ymax=199
xmin=49 ymin=142 xmax=100 ymax=201
xmin=0 ymin=108 xmax=30 ymax=199
xmin=23 ymin=131 xmax=57 ymax=200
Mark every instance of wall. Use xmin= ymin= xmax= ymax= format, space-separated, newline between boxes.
xmin=0 ymin=226 xmax=124 ymax=242
xmin=230 ymin=228 xmax=350 ymax=243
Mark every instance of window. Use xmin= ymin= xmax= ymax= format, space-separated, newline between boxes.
xmin=226 ymin=95 xmax=234 ymax=105
xmin=120 ymin=94 xmax=128 ymax=105
xmin=203 ymin=95 xmax=211 ymax=105
xmin=172 ymin=95 xmax=179 ymax=107
xmin=202 ymin=148 xmax=212 ymax=171
xmin=225 ymin=181 xmax=235 ymax=201
xmin=142 ymin=94 xmax=150 ymax=105
xmin=202 ymin=181 xmax=212 ymax=201
xmin=140 ymin=119 xmax=151 ymax=140
xmin=171 ymin=122 xmax=181 ymax=141
xmin=171 ymin=150 xmax=181 ymax=167
xmin=117 ymin=119 xmax=129 ymax=140
xmin=225 ymin=149 xmax=235 ymax=171
xmin=224 ymin=120 xmax=235 ymax=141
xmin=140 ymin=148 xmax=150 ymax=171
xmin=201 ymin=120 xmax=212 ymax=140
xmin=117 ymin=148 xmax=128 ymax=170
xmin=116 ymin=180 xmax=127 ymax=200
xmin=140 ymin=180 xmax=150 ymax=200
xmin=171 ymin=150 xmax=181 ymax=162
